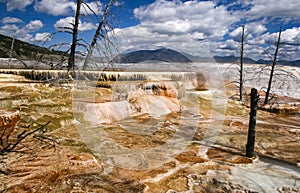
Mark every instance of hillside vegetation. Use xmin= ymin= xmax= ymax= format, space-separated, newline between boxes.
xmin=0 ymin=34 xmax=67 ymax=61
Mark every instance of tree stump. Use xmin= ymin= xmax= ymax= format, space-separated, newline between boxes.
xmin=246 ymin=88 xmax=259 ymax=158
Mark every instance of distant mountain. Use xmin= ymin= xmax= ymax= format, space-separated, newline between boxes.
xmin=180 ymin=52 xmax=215 ymax=63
xmin=214 ymin=56 xmax=300 ymax=67
xmin=287 ymin=60 xmax=300 ymax=67
xmin=113 ymin=49 xmax=264 ymax=65
xmin=1 ymin=35 xmax=299 ymax=68
xmin=256 ymin=59 xmax=300 ymax=67
xmin=113 ymin=48 xmax=300 ymax=67
xmin=213 ymin=55 xmax=257 ymax=64
xmin=113 ymin=48 xmax=192 ymax=63
xmin=0 ymin=33 xmax=66 ymax=60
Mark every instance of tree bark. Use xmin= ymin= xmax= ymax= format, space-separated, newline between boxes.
xmin=68 ymin=0 xmax=82 ymax=71
xmin=246 ymin=88 xmax=259 ymax=158
xmin=264 ymin=27 xmax=282 ymax=104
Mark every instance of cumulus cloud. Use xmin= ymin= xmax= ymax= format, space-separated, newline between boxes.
xmin=81 ymin=1 xmax=103 ymax=15
xmin=25 ymin=20 xmax=43 ymax=31
xmin=1 ymin=0 xmax=299 ymax=61
xmin=248 ymin=27 xmax=300 ymax=46
xmin=34 ymin=0 xmax=103 ymax=16
xmin=281 ymin=27 xmax=300 ymax=45
xmin=32 ymin=32 xmax=52 ymax=42
xmin=0 ymin=24 xmax=19 ymax=31
xmin=5 ymin=0 xmax=33 ymax=11
xmin=111 ymin=0 xmax=251 ymax=61
xmin=0 ymin=19 xmax=44 ymax=43
xmin=54 ymin=17 xmax=96 ymax=32
xmin=54 ymin=17 xmax=74 ymax=31
xmin=34 ymin=0 xmax=76 ymax=16
xmin=113 ymin=0 xmax=299 ymax=61
xmin=240 ymin=27 xmax=300 ymax=60
xmin=114 ymin=0 xmax=240 ymax=57
xmin=134 ymin=0 xmax=238 ymax=40
xmin=241 ymin=0 xmax=300 ymax=20
xmin=230 ymin=23 xmax=267 ymax=42
xmin=18 ymin=33 xmax=33 ymax=42
xmin=2 ymin=17 xmax=23 ymax=24
xmin=114 ymin=25 xmax=211 ymax=57
xmin=219 ymin=39 xmax=239 ymax=50
xmin=0 ymin=25 xmax=33 ymax=42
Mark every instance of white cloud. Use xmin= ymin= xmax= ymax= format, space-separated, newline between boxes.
xmin=1 ymin=0 xmax=299 ymax=61
xmin=246 ymin=23 xmax=267 ymax=36
xmin=32 ymin=32 xmax=52 ymax=42
xmin=114 ymin=1 xmax=123 ymax=7
xmin=0 ymin=25 xmax=32 ymax=42
xmin=54 ymin=17 xmax=74 ymax=31
xmin=113 ymin=0 xmax=300 ymax=61
xmin=34 ymin=0 xmax=76 ymax=16
xmin=113 ymin=0 xmax=240 ymax=59
xmin=243 ymin=27 xmax=300 ymax=60
xmin=248 ymin=27 xmax=300 ymax=46
xmin=0 ymin=19 xmax=44 ymax=43
xmin=81 ymin=1 xmax=103 ymax=15
xmin=113 ymin=0 xmax=300 ymax=62
xmin=18 ymin=33 xmax=33 ymax=42
xmin=114 ymin=25 xmax=212 ymax=57
xmin=54 ymin=17 xmax=96 ymax=32
xmin=281 ymin=27 xmax=300 ymax=45
xmin=0 ymin=24 xmax=19 ymax=31
xmin=133 ymin=0 xmax=238 ymax=40
xmin=34 ymin=0 xmax=103 ymax=16
xmin=79 ymin=21 xmax=96 ymax=31
xmin=294 ymin=33 xmax=300 ymax=46
xmin=6 ymin=0 xmax=33 ymax=11
xmin=230 ymin=23 xmax=267 ymax=42
xmin=219 ymin=39 xmax=239 ymax=50
xmin=2 ymin=17 xmax=23 ymax=24
xmin=25 ymin=20 xmax=43 ymax=31
xmin=241 ymin=0 xmax=300 ymax=20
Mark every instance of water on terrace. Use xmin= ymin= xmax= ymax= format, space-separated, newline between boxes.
xmin=0 ymin=61 xmax=299 ymax=192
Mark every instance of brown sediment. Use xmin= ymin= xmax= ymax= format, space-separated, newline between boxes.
xmin=0 ymin=72 xmax=299 ymax=193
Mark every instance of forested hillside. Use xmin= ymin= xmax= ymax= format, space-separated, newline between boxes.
xmin=0 ymin=34 xmax=66 ymax=60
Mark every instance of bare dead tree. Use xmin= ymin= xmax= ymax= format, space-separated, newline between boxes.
xmin=0 ymin=121 xmax=58 ymax=175
xmin=246 ymin=88 xmax=259 ymax=158
xmin=0 ymin=45 xmax=28 ymax=68
xmin=264 ymin=27 xmax=282 ymax=104
xmin=222 ymin=25 xmax=247 ymax=101
xmin=8 ymin=30 xmax=16 ymax=67
xmin=68 ymin=0 xmax=82 ymax=71
xmin=82 ymin=0 xmax=116 ymax=70
xmin=46 ymin=0 xmax=118 ymax=71
xmin=239 ymin=25 xmax=245 ymax=101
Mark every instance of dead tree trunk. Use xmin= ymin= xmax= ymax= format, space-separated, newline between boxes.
xmin=246 ymin=88 xmax=259 ymax=158
xmin=68 ymin=0 xmax=82 ymax=71
xmin=239 ymin=26 xmax=245 ymax=101
xmin=82 ymin=0 xmax=115 ymax=70
xmin=8 ymin=30 xmax=16 ymax=67
xmin=264 ymin=27 xmax=282 ymax=104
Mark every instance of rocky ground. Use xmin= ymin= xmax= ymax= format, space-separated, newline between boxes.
xmin=0 ymin=73 xmax=299 ymax=193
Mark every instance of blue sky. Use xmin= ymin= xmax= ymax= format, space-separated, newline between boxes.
xmin=0 ymin=0 xmax=300 ymax=60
